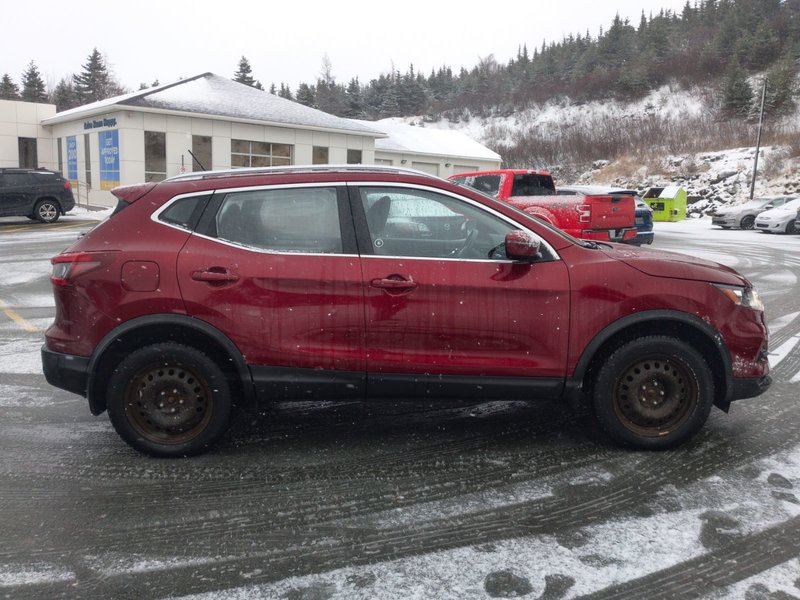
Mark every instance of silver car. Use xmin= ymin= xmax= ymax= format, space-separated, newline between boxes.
xmin=711 ymin=196 xmax=796 ymax=230
xmin=754 ymin=197 xmax=800 ymax=234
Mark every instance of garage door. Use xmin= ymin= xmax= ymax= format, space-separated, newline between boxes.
xmin=411 ymin=161 xmax=440 ymax=176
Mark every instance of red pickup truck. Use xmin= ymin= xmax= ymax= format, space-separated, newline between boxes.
xmin=450 ymin=169 xmax=637 ymax=243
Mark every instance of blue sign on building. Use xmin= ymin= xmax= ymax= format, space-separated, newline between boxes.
xmin=67 ymin=136 xmax=78 ymax=182
xmin=98 ymin=130 xmax=120 ymax=190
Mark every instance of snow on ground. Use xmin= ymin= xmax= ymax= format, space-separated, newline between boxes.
xmin=172 ymin=444 xmax=800 ymax=600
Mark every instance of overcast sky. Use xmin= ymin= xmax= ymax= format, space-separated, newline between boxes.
xmin=3 ymin=0 xmax=692 ymax=93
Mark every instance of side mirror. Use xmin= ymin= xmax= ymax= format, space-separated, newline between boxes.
xmin=763 ymin=205 xmax=773 ymax=210
xmin=505 ymin=230 xmax=541 ymax=261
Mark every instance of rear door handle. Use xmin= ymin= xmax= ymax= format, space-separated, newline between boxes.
xmin=191 ymin=269 xmax=240 ymax=283
xmin=370 ymin=275 xmax=417 ymax=291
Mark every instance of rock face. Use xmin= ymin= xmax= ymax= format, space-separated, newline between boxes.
xmin=582 ymin=145 xmax=800 ymax=216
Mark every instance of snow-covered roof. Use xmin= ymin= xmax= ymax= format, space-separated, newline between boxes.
xmin=355 ymin=118 xmax=500 ymax=162
xmin=42 ymin=73 xmax=383 ymax=137
xmin=659 ymin=186 xmax=684 ymax=198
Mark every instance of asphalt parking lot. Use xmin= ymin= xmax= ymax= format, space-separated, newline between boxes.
xmin=1 ymin=216 xmax=800 ymax=599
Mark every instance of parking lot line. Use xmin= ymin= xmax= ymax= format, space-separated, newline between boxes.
xmin=0 ymin=299 xmax=43 ymax=333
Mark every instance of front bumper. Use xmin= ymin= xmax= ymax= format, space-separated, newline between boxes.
xmin=41 ymin=345 xmax=89 ymax=397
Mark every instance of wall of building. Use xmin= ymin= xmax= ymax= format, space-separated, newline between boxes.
xmin=0 ymin=100 xmax=56 ymax=169
xmin=374 ymin=150 xmax=500 ymax=179
xmin=48 ymin=108 xmax=379 ymax=207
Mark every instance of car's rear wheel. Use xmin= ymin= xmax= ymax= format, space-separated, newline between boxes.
xmin=786 ymin=220 xmax=797 ymax=234
xmin=33 ymin=199 xmax=60 ymax=223
xmin=739 ymin=215 xmax=755 ymax=230
xmin=106 ymin=343 xmax=232 ymax=457
xmin=592 ymin=336 xmax=713 ymax=449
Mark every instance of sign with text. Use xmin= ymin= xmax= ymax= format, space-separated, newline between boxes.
xmin=66 ymin=136 xmax=78 ymax=183
xmin=98 ymin=130 xmax=120 ymax=191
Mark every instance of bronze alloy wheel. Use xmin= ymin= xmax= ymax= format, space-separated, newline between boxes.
xmin=123 ymin=361 xmax=214 ymax=446
xmin=612 ymin=354 xmax=698 ymax=437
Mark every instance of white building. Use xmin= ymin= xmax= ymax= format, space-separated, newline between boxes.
xmin=1 ymin=73 xmax=501 ymax=206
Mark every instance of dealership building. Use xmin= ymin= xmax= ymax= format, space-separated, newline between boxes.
xmin=0 ymin=73 xmax=500 ymax=206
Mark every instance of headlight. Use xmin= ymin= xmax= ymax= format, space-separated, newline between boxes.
xmin=715 ymin=284 xmax=765 ymax=311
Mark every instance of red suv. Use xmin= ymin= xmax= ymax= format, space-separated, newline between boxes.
xmin=42 ymin=166 xmax=771 ymax=456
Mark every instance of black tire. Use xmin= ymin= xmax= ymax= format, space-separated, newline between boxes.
xmin=592 ymin=336 xmax=713 ymax=449
xmin=106 ymin=343 xmax=232 ymax=457
xmin=786 ymin=220 xmax=797 ymax=234
xmin=33 ymin=199 xmax=60 ymax=223
xmin=739 ymin=215 xmax=755 ymax=230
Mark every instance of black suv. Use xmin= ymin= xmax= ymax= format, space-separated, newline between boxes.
xmin=0 ymin=168 xmax=75 ymax=223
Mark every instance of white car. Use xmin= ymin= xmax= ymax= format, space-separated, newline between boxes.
xmin=712 ymin=196 xmax=796 ymax=230
xmin=754 ymin=197 xmax=800 ymax=234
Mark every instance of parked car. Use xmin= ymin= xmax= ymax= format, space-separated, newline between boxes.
xmin=449 ymin=170 xmax=637 ymax=243
xmin=711 ymin=196 xmax=797 ymax=230
xmin=754 ymin=197 xmax=800 ymax=234
xmin=42 ymin=165 xmax=770 ymax=457
xmin=0 ymin=168 xmax=75 ymax=223
xmin=557 ymin=186 xmax=654 ymax=245
xmin=795 ymin=205 xmax=800 ymax=231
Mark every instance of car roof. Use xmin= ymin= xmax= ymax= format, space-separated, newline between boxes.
xmin=166 ymin=164 xmax=439 ymax=183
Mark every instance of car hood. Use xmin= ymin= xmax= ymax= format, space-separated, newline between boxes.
xmin=601 ymin=245 xmax=747 ymax=286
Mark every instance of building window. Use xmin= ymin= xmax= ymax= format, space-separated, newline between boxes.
xmin=57 ymin=138 xmax=63 ymax=174
xmin=231 ymin=140 xmax=293 ymax=168
xmin=312 ymin=146 xmax=328 ymax=165
xmin=346 ymin=149 xmax=362 ymax=164
xmin=191 ymin=135 xmax=212 ymax=171
xmin=84 ymin=134 xmax=92 ymax=187
xmin=145 ymin=131 xmax=167 ymax=182
xmin=18 ymin=138 xmax=37 ymax=168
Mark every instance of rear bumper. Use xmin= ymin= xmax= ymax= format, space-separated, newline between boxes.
xmin=730 ymin=375 xmax=772 ymax=402
xmin=41 ymin=345 xmax=88 ymax=398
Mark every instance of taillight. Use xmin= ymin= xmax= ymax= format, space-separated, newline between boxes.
xmin=51 ymin=252 xmax=106 ymax=286
xmin=63 ymin=180 xmax=71 ymax=190
xmin=577 ymin=204 xmax=591 ymax=223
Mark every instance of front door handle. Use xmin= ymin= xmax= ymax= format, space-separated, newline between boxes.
xmin=191 ymin=268 xmax=240 ymax=283
xmin=370 ymin=275 xmax=417 ymax=292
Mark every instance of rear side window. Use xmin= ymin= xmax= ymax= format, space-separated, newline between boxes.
xmin=511 ymin=174 xmax=555 ymax=196
xmin=215 ymin=187 xmax=343 ymax=253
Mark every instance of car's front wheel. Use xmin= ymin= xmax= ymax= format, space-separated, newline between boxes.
xmin=592 ymin=336 xmax=713 ymax=449
xmin=106 ymin=343 xmax=232 ymax=457
xmin=33 ymin=199 xmax=60 ymax=223
xmin=739 ymin=215 xmax=755 ymax=230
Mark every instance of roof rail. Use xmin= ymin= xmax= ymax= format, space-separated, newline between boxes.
xmin=165 ymin=164 xmax=440 ymax=182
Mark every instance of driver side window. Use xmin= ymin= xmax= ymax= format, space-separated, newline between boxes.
xmin=358 ymin=187 xmax=517 ymax=260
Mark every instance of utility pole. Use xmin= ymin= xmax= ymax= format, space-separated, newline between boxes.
xmin=750 ymin=77 xmax=768 ymax=200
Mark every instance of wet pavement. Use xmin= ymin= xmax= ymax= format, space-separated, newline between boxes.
xmin=1 ymin=218 xmax=800 ymax=599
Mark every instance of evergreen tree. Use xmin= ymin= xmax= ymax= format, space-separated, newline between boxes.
xmin=344 ymin=77 xmax=365 ymax=118
xmin=278 ymin=83 xmax=293 ymax=100
xmin=21 ymin=61 xmax=48 ymax=102
xmin=0 ymin=73 xmax=20 ymax=100
xmin=50 ymin=77 xmax=80 ymax=111
xmin=233 ymin=56 xmax=263 ymax=90
xmin=73 ymin=48 xmax=113 ymax=104
xmin=720 ymin=62 xmax=753 ymax=116
xmin=295 ymin=83 xmax=316 ymax=107
xmin=269 ymin=83 xmax=277 ymax=95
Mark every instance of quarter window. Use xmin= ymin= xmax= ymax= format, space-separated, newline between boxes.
xmin=358 ymin=187 xmax=519 ymax=260
xmin=216 ymin=187 xmax=342 ymax=253
xmin=231 ymin=140 xmax=293 ymax=168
